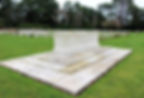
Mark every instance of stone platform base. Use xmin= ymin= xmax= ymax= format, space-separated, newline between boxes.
xmin=0 ymin=47 xmax=131 ymax=95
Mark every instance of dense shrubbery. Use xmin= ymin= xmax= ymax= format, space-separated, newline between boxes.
xmin=0 ymin=0 xmax=144 ymax=29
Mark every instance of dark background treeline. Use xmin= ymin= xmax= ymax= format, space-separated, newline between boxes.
xmin=0 ymin=0 xmax=144 ymax=30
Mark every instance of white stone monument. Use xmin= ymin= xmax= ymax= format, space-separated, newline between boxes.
xmin=54 ymin=32 xmax=99 ymax=53
xmin=0 ymin=31 xmax=132 ymax=95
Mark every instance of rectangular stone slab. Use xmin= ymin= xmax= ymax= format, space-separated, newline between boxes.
xmin=54 ymin=32 xmax=99 ymax=53
xmin=0 ymin=47 xmax=131 ymax=95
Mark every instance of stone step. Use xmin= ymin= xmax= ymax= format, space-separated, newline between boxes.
xmin=61 ymin=49 xmax=119 ymax=73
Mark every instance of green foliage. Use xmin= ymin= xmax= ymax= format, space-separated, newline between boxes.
xmin=23 ymin=0 xmax=58 ymax=24
xmin=61 ymin=1 xmax=99 ymax=28
xmin=0 ymin=0 xmax=58 ymax=27
xmin=0 ymin=0 xmax=144 ymax=29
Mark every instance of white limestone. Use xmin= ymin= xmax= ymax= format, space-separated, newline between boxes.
xmin=0 ymin=32 xmax=132 ymax=95
xmin=54 ymin=32 xmax=99 ymax=53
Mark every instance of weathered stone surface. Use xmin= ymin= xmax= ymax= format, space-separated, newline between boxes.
xmin=54 ymin=32 xmax=99 ymax=53
xmin=0 ymin=32 xmax=132 ymax=95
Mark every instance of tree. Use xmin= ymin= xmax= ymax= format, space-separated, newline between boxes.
xmin=23 ymin=0 xmax=58 ymax=27
xmin=81 ymin=6 xmax=97 ymax=28
xmin=98 ymin=0 xmax=136 ymax=29
xmin=0 ymin=0 xmax=27 ymax=27
xmin=62 ymin=1 xmax=99 ymax=28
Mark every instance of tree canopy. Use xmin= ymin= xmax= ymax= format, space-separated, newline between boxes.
xmin=0 ymin=0 xmax=143 ymax=29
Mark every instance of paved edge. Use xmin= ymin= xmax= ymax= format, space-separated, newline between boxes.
xmin=0 ymin=49 xmax=132 ymax=96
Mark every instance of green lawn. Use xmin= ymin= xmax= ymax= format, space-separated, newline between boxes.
xmin=0 ymin=33 xmax=144 ymax=98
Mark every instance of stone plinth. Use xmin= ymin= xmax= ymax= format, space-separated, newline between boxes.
xmin=0 ymin=32 xmax=132 ymax=95
xmin=54 ymin=32 xmax=99 ymax=53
